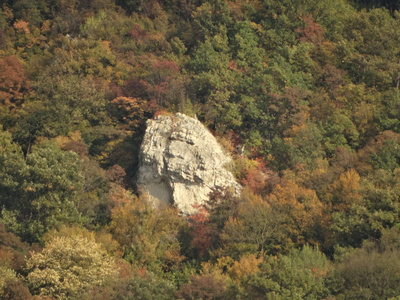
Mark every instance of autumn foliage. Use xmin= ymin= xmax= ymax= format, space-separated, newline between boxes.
xmin=0 ymin=56 xmax=29 ymax=110
xmin=2 ymin=0 xmax=400 ymax=298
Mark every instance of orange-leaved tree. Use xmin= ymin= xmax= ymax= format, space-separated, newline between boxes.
xmin=266 ymin=179 xmax=324 ymax=248
xmin=0 ymin=56 xmax=29 ymax=110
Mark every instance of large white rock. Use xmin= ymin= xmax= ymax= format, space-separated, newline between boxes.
xmin=137 ymin=113 xmax=241 ymax=214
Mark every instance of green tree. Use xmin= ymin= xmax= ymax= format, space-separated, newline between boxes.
xmin=221 ymin=245 xmax=329 ymax=299
xmin=192 ymin=0 xmax=233 ymax=40
xmin=13 ymin=74 xmax=109 ymax=148
xmin=269 ymin=245 xmax=329 ymax=299
xmin=113 ymin=272 xmax=177 ymax=300
xmin=0 ymin=136 xmax=85 ymax=242
xmin=189 ymin=29 xmax=241 ymax=131
xmin=339 ymin=9 xmax=400 ymax=90
xmin=322 ymin=111 xmax=360 ymax=156
xmin=333 ymin=227 xmax=400 ymax=299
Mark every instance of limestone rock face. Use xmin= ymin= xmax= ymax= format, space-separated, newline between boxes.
xmin=137 ymin=113 xmax=241 ymax=214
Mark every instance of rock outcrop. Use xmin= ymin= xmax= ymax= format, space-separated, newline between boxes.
xmin=137 ymin=113 xmax=241 ymax=214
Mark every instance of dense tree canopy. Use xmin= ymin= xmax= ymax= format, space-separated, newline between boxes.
xmin=1 ymin=0 xmax=400 ymax=298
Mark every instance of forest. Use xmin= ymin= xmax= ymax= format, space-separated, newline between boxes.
xmin=1 ymin=0 xmax=400 ymax=299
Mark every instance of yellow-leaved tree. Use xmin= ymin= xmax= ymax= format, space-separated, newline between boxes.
xmin=221 ymin=182 xmax=323 ymax=257
xmin=327 ymin=168 xmax=362 ymax=211
xmin=106 ymin=186 xmax=185 ymax=274
xmin=0 ymin=266 xmax=17 ymax=297
xmin=26 ymin=235 xmax=118 ymax=299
